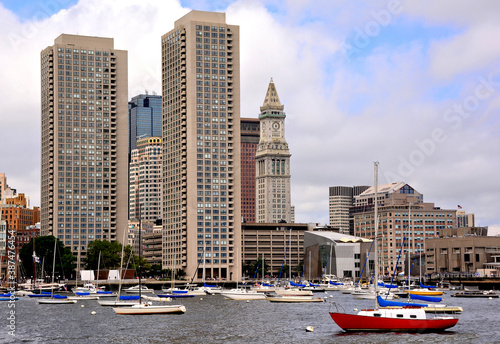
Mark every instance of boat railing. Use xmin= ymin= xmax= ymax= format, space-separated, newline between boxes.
xmin=328 ymin=301 xmax=345 ymax=314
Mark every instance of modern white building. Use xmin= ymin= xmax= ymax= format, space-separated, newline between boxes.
xmin=303 ymin=231 xmax=373 ymax=281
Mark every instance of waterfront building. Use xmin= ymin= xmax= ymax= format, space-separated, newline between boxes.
xmin=240 ymin=117 xmax=259 ymax=223
xmin=128 ymin=93 xmax=162 ymax=157
xmin=127 ymin=220 xmax=154 ymax=256
xmin=255 ymin=80 xmax=292 ymax=223
xmin=129 ymin=137 xmax=162 ymax=222
xmin=457 ymin=210 xmax=475 ymax=228
xmin=143 ymin=224 xmax=163 ymax=265
xmin=425 ymin=227 xmax=500 ymax=277
xmin=329 ymin=185 xmax=369 ymax=235
xmin=303 ymin=230 xmax=372 ymax=281
xmin=0 ymin=173 xmax=6 ymax=201
xmin=40 ymin=34 xmax=128 ymax=264
xmin=161 ymin=11 xmax=241 ymax=281
xmin=0 ymin=173 xmax=17 ymax=203
xmin=352 ymin=183 xmax=456 ymax=276
xmin=241 ymin=222 xmax=313 ymax=279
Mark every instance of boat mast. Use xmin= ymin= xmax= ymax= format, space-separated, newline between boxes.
xmin=408 ymin=203 xmax=411 ymax=291
xmin=138 ymin=204 xmax=142 ymax=303
xmin=262 ymin=253 xmax=264 ymax=285
xmin=50 ymin=239 xmax=57 ymax=298
xmin=374 ymin=161 xmax=379 ymax=310
xmin=96 ymin=251 xmax=101 ymax=290
xmin=289 ymin=227 xmax=291 ymax=281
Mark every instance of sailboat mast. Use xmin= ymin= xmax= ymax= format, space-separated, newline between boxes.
xmin=51 ymin=240 xmax=57 ymax=297
xmin=408 ymin=203 xmax=411 ymax=290
xmin=97 ymin=251 xmax=101 ymax=289
xmin=374 ymin=161 xmax=379 ymax=310
xmin=138 ymin=204 xmax=142 ymax=303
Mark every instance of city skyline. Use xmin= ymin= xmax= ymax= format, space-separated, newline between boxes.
xmin=1 ymin=1 xmax=500 ymax=229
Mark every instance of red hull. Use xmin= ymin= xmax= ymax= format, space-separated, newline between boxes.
xmin=329 ymin=312 xmax=458 ymax=333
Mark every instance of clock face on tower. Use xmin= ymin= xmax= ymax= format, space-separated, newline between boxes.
xmin=272 ymin=121 xmax=280 ymax=130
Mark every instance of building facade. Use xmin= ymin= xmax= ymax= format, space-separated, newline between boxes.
xmin=457 ymin=210 xmax=475 ymax=228
xmin=303 ymin=231 xmax=373 ymax=281
xmin=241 ymin=222 xmax=313 ymax=279
xmin=161 ymin=11 xmax=241 ymax=281
xmin=255 ymin=80 xmax=292 ymax=223
xmin=425 ymin=227 xmax=500 ymax=277
xmin=353 ymin=183 xmax=456 ymax=276
xmin=128 ymin=93 xmax=162 ymax=156
xmin=0 ymin=173 xmax=6 ymax=202
xmin=329 ymin=185 xmax=369 ymax=235
xmin=129 ymin=137 xmax=162 ymax=222
xmin=40 ymin=34 xmax=129 ymax=263
xmin=240 ymin=117 xmax=260 ymax=223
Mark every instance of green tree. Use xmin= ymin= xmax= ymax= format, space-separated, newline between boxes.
xmin=20 ymin=236 xmax=76 ymax=281
xmin=85 ymin=240 xmax=123 ymax=270
xmin=243 ymin=257 xmax=270 ymax=280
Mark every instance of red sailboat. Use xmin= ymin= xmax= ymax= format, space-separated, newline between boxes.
xmin=329 ymin=162 xmax=458 ymax=333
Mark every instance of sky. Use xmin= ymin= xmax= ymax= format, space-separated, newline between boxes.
xmin=1 ymin=0 xmax=500 ymax=232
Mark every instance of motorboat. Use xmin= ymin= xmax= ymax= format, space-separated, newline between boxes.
xmin=266 ymin=295 xmax=325 ymax=303
xmin=221 ymin=288 xmax=267 ymax=300
xmin=124 ymin=285 xmax=155 ymax=294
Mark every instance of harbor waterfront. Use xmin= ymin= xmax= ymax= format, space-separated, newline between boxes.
xmin=2 ymin=289 xmax=498 ymax=343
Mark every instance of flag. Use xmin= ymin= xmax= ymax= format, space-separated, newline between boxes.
xmin=458 ymin=205 xmax=462 ymax=209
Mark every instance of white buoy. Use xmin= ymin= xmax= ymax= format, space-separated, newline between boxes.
xmin=489 ymin=297 xmax=493 ymax=300
xmin=306 ymin=326 xmax=314 ymax=332
xmin=91 ymin=311 xmax=97 ymax=315
xmin=81 ymin=305 xmax=85 ymax=308
xmin=200 ymin=298 xmax=203 ymax=301
xmin=330 ymin=295 xmax=333 ymax=298
xmin=246 ymin=300 xmax=250 ymax=303
xmin=354 ymin=308 xmax=358 ymax=311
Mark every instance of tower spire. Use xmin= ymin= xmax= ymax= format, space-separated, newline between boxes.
xmin=260 ymin=78 xmax=284 ymax=113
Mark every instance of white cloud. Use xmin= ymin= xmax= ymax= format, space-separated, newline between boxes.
xmin=1 ymin=0 xmax=500 ymax=229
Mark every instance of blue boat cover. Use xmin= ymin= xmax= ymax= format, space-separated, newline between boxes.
xmin=263 ymin=283 xmax=275 ymax=287
xmin=0 ymin=293 xmax=13 ymax=297
xmin=377 ymin=295 xmax=427 ymax=308
xmin=97 ymin=291 xmax=113 ymax=294
xmin=53 ymin=294 xmax=67 ymax=299
xmin=204 ymin=283 xmax=217 ymax=288
xmin=41 ymin=291 xmax=52 ymax=294
xmin=172 ymin=290 xmax=188 ymax=294
xmin=309 ymin=283 xmax=320 ymax=287
xmin=409 ymin=293 xmax=442 ymax=302
xmin=290 ymin=282 xmax=306 ymax=287
xmin=420 ymin=282 xmax=435 ymax=289
xmin=119 ymin=295 xmax=140 ymax=300
xmin=378 ymin=282 xmax=398 ymax=289
xmin=76 ymin=292 xmax=90 ymax=296
xmin=157 ymin=294 xmax=195 ymax=298
xmin=329 ymin=281 xmax=343 ymax=285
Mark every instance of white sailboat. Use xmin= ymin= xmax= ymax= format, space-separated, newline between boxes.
xmin=100 ymin=232 xmax=140 ymax=307
xmin=221 ymin=249 xmax=266 ymax=300
xmin=38 ymin=239 xmax=76 ymax=305
xmin=113 ymin=208 xmax=186 ymax=315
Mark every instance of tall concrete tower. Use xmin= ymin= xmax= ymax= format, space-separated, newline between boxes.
xmin=40 ymin=34 xmax=128 ymax=263
xmin=161 ymin=11 xmax=241 ymax=282
xmin=255 ymin=80 xmax=292 ymax=223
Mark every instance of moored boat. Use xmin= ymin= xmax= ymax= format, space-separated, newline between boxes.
xmin=266 ymin=295 xmax=324 ymax=303
xmin=329 ymin=163 xmax=459 ymax=333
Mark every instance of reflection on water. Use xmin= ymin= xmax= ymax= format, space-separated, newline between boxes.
xmin=2 ymin=291 xmax=498 ymax=344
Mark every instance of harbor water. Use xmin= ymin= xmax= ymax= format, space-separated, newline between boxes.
xmin=1 ymin=290 xmax=499 ymax=344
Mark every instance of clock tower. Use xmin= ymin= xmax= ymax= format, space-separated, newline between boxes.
xmin=255 ymin=79 xmax=292 ymax=223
